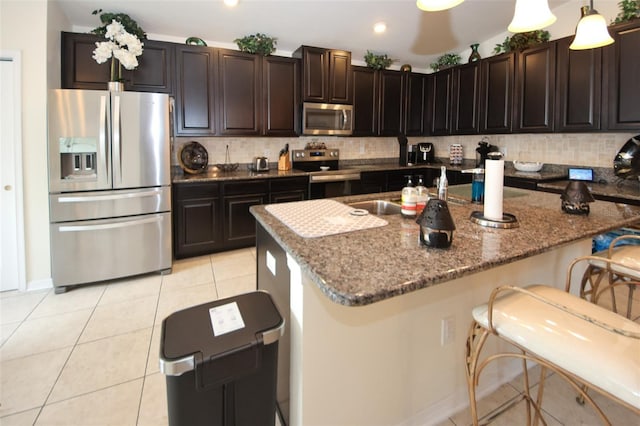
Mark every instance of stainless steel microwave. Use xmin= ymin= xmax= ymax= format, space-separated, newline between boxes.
xmin=302 ymin=102 xmax=353 ymax=135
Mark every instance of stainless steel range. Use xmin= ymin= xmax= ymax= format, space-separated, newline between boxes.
xmin=292 ymin=145 xmax=360 ymax=199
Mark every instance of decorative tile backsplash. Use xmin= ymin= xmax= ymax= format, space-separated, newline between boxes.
xmin=173 ymin=132 xmax=637 ymax=169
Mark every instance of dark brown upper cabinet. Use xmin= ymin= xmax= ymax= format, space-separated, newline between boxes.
xmin=352 ymin=66 xmax=378 ymax=136
xmin=555 ymin=36 xmax=602 ymax=132
xmin=353 ymin=67 xmax=426 ymax=136
xmin=294 ymin=46 xmax=352 ymax=104
xmin=404 ymin=72 xmax=428 ymax=136
xmin=428 ymin=68 xmax=452 ymax=135
xmin=605 ymin=20 xmax=640 ymax=131
xmin=61 ymin=32 xmax=174 ymax=94
xmin=378 ymin=69 xmax=405 ymax=136
xmin=217 ymin=49 xmax=261 ymax=135
xmin=479 ymin=52 xmax=514 ymax=134
xmin=514 ymin=43 xmax=556 ymax=132
xmin=451 ymin=62 xmax=481 ymax=134
xmin=262 ymin=56 xmax=300 ymax=136
xmin=175 ymin=44 xmax=218 ymax=135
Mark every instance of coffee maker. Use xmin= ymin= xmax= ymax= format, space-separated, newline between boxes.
xmin=416 ymin=142 xmax=435 ymax=164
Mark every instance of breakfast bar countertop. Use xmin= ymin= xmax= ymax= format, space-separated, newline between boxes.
xmin=251 ymin=189 xmax=640 ymax=307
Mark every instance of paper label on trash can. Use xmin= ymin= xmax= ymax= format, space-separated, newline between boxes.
xmin=209 ymin=302 xmax=245 ymax=336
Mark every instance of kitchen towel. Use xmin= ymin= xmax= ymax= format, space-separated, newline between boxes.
xmin=484 ymin=159 xmax=504 ymax=220
xmin=265 ymin=199 xmax=388 ymax=238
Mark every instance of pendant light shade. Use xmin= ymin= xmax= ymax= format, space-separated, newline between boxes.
xmin=416 ymin=0 xmax=464 ymax=12
xmin=508 ymin=0 xmax=557 ymax=33
xmin=569 ymin=3 xmax=614 ymax=50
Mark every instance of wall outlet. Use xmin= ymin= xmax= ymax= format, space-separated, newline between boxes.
xmin=500 ymin=146 xmax=508 ymax=159
xmin=441 ymin=316 xmax=455 ymax=346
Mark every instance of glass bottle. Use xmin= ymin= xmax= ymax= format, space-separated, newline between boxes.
xmin=438 ymin=166 xmax=448 ymax=201
xmin=415 ymin=175 xmax=428 ymax=214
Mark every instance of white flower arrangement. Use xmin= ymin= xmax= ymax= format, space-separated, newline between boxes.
xmin=90 ymin=9 xmax=146 ymax=83
xmin=92 ymin=19 xmax=144 ymax=82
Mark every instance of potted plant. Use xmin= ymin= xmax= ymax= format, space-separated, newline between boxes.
xmin=430 ymin=53 xmax=461 ymax=72
xmin=493 ymin=30 xmax=551 ymax=54
xmin=612 ymin=0 xmax=640 ymax=24
xmin=364 ymin=50 xmax=394 ymax=70
xmin=90 ymin=9 xmax=146 ymax=87
xmin=234 ymin=33 xmax=277 ymax=56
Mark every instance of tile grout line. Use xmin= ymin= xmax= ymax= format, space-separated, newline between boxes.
xmin=136 ymin=274 xmax=165 ymax=426
xmin=0 ymin=290 xmax=51 ymax=351
xmin=32 ymin=284 xmax=108 ymax=424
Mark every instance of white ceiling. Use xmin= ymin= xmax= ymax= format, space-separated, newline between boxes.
xmin=56 ymin=0 xmax=578 ymax=71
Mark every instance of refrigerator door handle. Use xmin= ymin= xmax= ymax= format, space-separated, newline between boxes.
xmin=58 ymin=216 xmax=163 ymax=233
xmin=100 ymin=95 xmax=109 ymax=183
xmin=112 ymin=94 xmax=122 ymax=185
xmin=57 ymin=188 xmax=165 ymax=203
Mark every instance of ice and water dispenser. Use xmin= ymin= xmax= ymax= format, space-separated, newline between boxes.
xmin=59 ymin=137 xmax=97 ymax=180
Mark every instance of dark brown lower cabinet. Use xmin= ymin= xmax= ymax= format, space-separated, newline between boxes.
xmin=173 ymin=183 xmax=222 ymax=259
xmin=359 ymin=171 xmax=387 ymax=194
xmin=269 ymin=177 xmax=308 ymax=203
xmin=174 ymin=177 xmax=308 ymax=258
xmin=222 ymin=180 xmax=268 ymax=250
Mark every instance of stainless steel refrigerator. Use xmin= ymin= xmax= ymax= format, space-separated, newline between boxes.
xmin=48 ymin=89 xmax=172 ymax=293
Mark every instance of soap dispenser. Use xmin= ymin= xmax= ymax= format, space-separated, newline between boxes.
xmin=401 ymin=175 xmax=418 ymax=218
xmin=415 ymin=175 xmax=428 ymax=214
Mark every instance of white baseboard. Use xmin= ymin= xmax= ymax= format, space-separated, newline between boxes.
xmin=395 ymin=360 xmax=529 ymax=426
xmin=26 ymin=277 xmax=53 ymax=292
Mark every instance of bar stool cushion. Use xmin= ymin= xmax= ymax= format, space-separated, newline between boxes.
xmin=472 ymin=285 xmax=640 ymax=410
xmin=589 ymin=246 xmax=640 ymax=280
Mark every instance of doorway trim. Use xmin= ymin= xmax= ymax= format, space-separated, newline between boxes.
xmin=1 ymin=50 xmax=26 ymax=292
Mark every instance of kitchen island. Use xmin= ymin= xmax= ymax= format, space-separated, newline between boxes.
xmin=252 ymin=189 xmax=640 ymax=426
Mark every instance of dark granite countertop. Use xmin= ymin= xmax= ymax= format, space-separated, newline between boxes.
xmin=251 ymin=189 xmax=640 ymax=307
xmin=172 ymin=158 xmax=568 ymax=183
xmin=539 ymin=179 xmax=640 ymax=202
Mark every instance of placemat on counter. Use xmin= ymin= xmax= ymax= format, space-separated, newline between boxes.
xmin=265 ymin=199 xmax=388 ymax=238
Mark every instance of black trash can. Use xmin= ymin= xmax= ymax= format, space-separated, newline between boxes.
xmin=159 ymin=291 xmax=284 ymax=426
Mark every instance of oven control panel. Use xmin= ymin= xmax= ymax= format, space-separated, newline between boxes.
xmin=292 ymin=149 xmax=339 ymax=162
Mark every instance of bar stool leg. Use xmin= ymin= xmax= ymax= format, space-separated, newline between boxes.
xmin=465 ymin=321 xmax=490 ymax=426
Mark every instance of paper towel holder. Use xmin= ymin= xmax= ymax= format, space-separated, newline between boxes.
xmin=470 ymin=211 xmax=519 ymax=229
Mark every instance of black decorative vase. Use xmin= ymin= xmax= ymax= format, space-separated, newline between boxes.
xmin=468 ymin=43 xmax=481 ymax=63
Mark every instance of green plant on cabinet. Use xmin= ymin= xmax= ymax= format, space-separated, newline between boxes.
xmin=430 ymin=53 xmax=461 ymax=72
xmin=234 ymin=33 xmax=277 ymax=55
xmin=493 ymin=30 xmax=551 ymax=55
xmin=364 ymin=50 xmax=394 ymax=70
xmin=612 ymin=0 xmax=640 ymax=24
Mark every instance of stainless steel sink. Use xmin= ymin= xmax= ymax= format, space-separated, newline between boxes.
xmin=348 ymin=200 xmax=402 ymax=215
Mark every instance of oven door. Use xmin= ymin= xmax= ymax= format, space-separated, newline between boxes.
xmin=309 ymin=171 xmax=361 ymax=199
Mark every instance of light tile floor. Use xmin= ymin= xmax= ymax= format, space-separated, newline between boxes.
xmin=1 ymin=248 xmax=638 ymax=425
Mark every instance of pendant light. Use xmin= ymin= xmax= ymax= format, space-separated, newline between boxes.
xmin=416 ymin=0 xmax=464 ymax=12
xmin=569 ymin=1 xmax=614 ymax=50
xmin=508 ymin=0 xmax=557 ymax=33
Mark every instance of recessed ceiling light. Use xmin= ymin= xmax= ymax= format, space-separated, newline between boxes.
xmin=224 ymin=0 xmax=238 ymax=7
xmin=374 ymin=22 xmax=387 ymax=34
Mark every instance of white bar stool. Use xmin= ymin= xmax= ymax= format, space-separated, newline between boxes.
xmin=581 ymin=234 xmax=640 ymax=321
xmin=465 ymin=256 xmax=640 ymax=426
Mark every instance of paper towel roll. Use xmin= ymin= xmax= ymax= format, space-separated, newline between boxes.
xmin=484 ymin=159 xmax=504 ymax=220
